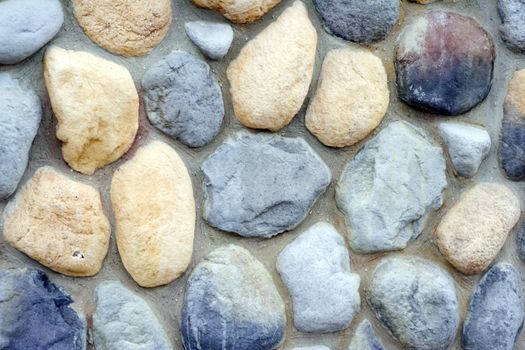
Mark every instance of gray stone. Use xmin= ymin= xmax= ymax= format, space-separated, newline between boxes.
xmin=367 ymin=257 xmax=459 ymax=350
xmin=181 ymin=245 xmax=286 ymax=350
xmin=0 ymin=0 xmax=63 ymax=64
xmin=517 ymin=221 xmax=525 ymax=263
xmin=142 ymin=50 xmax=224 ymax=148
xmin=348 ymin=320 xmax=385 ymax=350
xmin=291 ymin=347 xmax=331 ymax=350
xmin=462 ymin=263 xmax=524 ymax=350
xmin=202 ymin=132 xmax=331 ymax=238
xmin=277 ymin=222 xmax=360 ymax=332
xmin=438 ymin=122 xmax=491 ymax=178
xmin=498 ymin=0 xmax=525 ymax=53
xmin=336 ymin=121 xmax=446 ymax=253
xmin=185 ymin=21 xmax=233 ymax=60
xmin=93 ymin=281 xmax=171 ymax=350
xmin=0 ymin=74 xmax=42 ymax=199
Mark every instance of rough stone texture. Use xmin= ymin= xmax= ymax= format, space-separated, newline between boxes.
xmin=313 ymin=0 xmax=399 ymax=43
xmin=93 ymin=281 xmax=172 ymax=350
xmin=142 ymin=51 xmax=224 ymax=148
xmin=276 ymin=222 xmax=360 ymax=332
xmin=181 ymin=245 xmax=286 ymax=350
xmin=202 ymin=132 xmax=331 ymax=238
xmin=0 ymin=74 xmax=41 ymax=199
xmin=367 ymin=257 xmax=459 ymax=350
xmin=2 ymin=167 xmax=110 ymax=277
xmin=72 ymin=0 xmax=172 ymax=56
xmin=498 ymin=0 xmax=525 ymax=53
xmin=44 ymin=46 xmax=139 ymax=175
xmin=111 ymin=141 xmax=195 ymax=288
xmin=438 ymin=122 xmax=491 ymax=177
xmin=0 ymin=268 xmax=85 ymax=350
xmin=227 ymin=1 xmax=317 ymax=131
xmin=462 ymin=263 xmax=524 ymax=350
xmin=0 ymin=0 xmax=63 ymax=64
xmin=336 ymin=121 xmax=446 ymax=253
xmin=185 ymin=21 xmax=233 ymax=60
xmin=395 ymin=10 xmax=495 ymax=116
xmin=305 ymin=48 xmax=389 ymax=148
xmin=191 ymin=0 xmax=281 ymax=23
xmin=436 ymin=182 xmax=520 ymax=275
xmin=500 ymin=69 xmax=525 ymax=180
xmin=348 ymin=320 xmax=386 ymax=350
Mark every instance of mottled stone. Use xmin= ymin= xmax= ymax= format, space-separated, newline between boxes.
xmin=93 ymin=281 xmax=172 ymax=350
xmin=191 ymin=0 xmax=280 ymax=23
xmin=436 ymin=182 xmax=520 ymax=275
xmin=305 ymin=48 xmax=389 ymax=148
xmin=313 ymin=0 xmax=399 ymax=43
xmin=462 ymin=263 xmax=524 ymax=350
xmin=227 ymin=1 xmax=316 ymax=131
xmin=2 ymin=167 xmax=110 ymax=277
xmin=438 ymin=122 xmax=491 ymax=177
xmin=498 ymin=0 xmax=525 ymax=52
xmin=72 ymin=0 xmax=171 ymax=56
xmin=336 ymin=121 xmax=446 ymax=253
xmin=395 ymin=11 xmax=495 ymax=115
xmin=348 ymin=320 xmax=386 ymax=350
xmin=142 ymin=51 xmax=224 ymax=148
xmin=185 ymin=21 xmax=233 ymax=60
xmin=202 ymin=132 xmax=331 ymax=238
xmin=367 ymin=257 xmax=459 ymax=350
xmin=0 ymin=74 xmax=41 ymax=199
xmin=0 ymin=0 xmax=63 ymax=64
xmin=277 ymin=222 xmax=360 ymax=332
xmin=0 ymin=268 xmax=85 ymax=350
xmin=181 ymin=245 xmax=286 ymax=350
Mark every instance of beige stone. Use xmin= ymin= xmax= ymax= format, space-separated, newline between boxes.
xmin=505 ymin=69 xmax=525 ymax=116
xmin=44 ymin=46 xmax=139 ymax=175
xmin=227 ymin=1 xmax=317 ymax=131
xmin=2 ymin=167 xmax=110 ymax=277
xmin=436 ymin=182 xmax=520 ymax=275
xmin=72 ymin=0 xmax=172 ymax=57
xmin=111 ymin=141 xmax=195 ymax=287
xmin=305 ymin=48 xmax=389 ymax=148
xmin=192 ymin=0 xmax=280 ymax=23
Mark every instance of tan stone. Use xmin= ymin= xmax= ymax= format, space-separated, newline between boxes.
xmin=505 ymin=69 xmax=525 ymax=116
xmin=44 ymin=46 xmax=139 ymax=175
xmin=72 ymin=0 xmax=172 ymax=57
xmin=227 ymin=1 xmax=317 ymax=131
xmin=2 ymin=167 xmax=110 ymax=277
xmin=192 ymin=0 xmax=280 ymax=23
xmin=305 ymin=48 xmax=389 ymax=148
xmin=111 ymin=141 xmax=195 ymax=287
xmin=436 ymin=182 xmax=520 ymax=275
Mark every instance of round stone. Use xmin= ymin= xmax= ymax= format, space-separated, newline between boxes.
xmin=142 ymin=51 xmax=224 ymax=148
xmin=348 ymin=320 xmax=386 ymax=350
xmin=498 ymin=0 xmax=525 ymax=53
xmin=395 ymin=10 xmax=495 ymax=115
xmin=184 ymin=21 xmax=233 ymax=60
xmin=72 ymin=0 xmax=172 ymax=57
xmin=191 ymin=0 xmax=281 ymax=23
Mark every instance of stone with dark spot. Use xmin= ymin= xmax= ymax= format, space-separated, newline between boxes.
xmin=498 ymin=0 xmax=525 ymax=53
xmin=348 ymin=319 xmax=386 ymax=350
xmin=395 ymin=10 xmax=495 ymax=116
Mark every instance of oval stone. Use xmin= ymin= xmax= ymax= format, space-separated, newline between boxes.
xmin=348 ymin=320 xmax=386 ymax=350
xmin=111 ymin=141 xmax=195 ymax=288
xmin=498 ymin=0 xmax=525 ymax=53
xmin=191 ymin=0 xmax=280 ymax=23
xmin=181 ymin=245 xmax=286 ymax=350
xmin=395 ymin=11 xmax=495 ymax=115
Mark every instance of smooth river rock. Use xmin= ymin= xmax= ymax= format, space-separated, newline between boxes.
xmin=348 ymin=320 xmax=386 ymax=350
xmin=0 ymin=0 xmax=63 ymax=64
xmin=395 ymin=10 xmax=495 ymax=115
xmin=185 ymin=21 xmax=233 ymax=60
xmin=498 ymin=0 xmax=525 ymax=53
xmin=227 ymin=1 xmax=317 ymax=131
xmin=44 ymin=46 xmax=139 ymax=175
xmin=191 ymin=0 xmax=280 ymax=23
xmin=305 ymin=47 xmax=389 ymax=148
xmin=436 ymin=182 xmax=520 ymax=275
xmin=336 ymin=121 xmax=446 ymax=253
xmin=142 ymin=51 xmax=224 ymax=148
xmin=462 ymin=263 xmax=524 ymax=350
xmin=181 ymin=245 xmax=286 ymax=350
xmin=93 ymin=281 xmax=172 ymax=350
xmin=367 ymin=257 xmax=459 ymax=350
xmin=0 ymin=268 xmax=85 ymax=350
xmin=202 ymin=132 xmax=331 ymax=238
xmin=0 ymin=74 xmax=41 ymax=199
xmin=2 ymin=167 xmax=110 ymax=276
xmin=277 ymin=222 xmax=360 ymax=332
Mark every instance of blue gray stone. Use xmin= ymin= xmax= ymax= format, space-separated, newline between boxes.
xmin=517 ymin=221 xmax=525 ymax=262
xmin=0 ymin=73 xmax=42 ymax=199
xmin=0 ymin=268 xmax=85 ymax=350
xmin=202 ymin=132 xmax=331 ymax=238
xmin=0 ymin=0 xmax=63 ymax=64
xmin=142 ymin=50 xmax=224 ymax=148
xmin=185 ymin=21 xmax=233 ymax=60
xmin=462 ymin=263 xmax=524 ymax=350
xmin=348 ymin=320 xmax=385 ymax=350
xmin=181 ymin=245 xmax=286 ymax=350
xmin=498 ymin=0 xmax=525 ymax=53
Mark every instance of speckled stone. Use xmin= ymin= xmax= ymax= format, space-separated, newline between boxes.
xmin=498 ymin=0 xmax=525 ymax=53
xmin=185 ymin=21 xmax=233 ymax=60
xmin=348 ymin=319 xmax=386 ymax=350
xmin=395 ymin=10 xmax=495 ymax=115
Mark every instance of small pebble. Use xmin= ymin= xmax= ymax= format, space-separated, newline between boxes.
xmin=185 ymin=21 xmax=233 ymax=60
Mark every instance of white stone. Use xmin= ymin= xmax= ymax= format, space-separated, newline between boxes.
xmin=185 ymin=21 xmax=233 ymax=60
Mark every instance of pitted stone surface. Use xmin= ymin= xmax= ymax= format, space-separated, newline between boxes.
xmin=348 ymin=320 xmax=386 ymax=350
xmin=185 ymin=21 xmax=233 ymax=60
xmin=191 ymin=0 xmax=281 ymax=23
xmin=498 ymin=0 xmax=525 ymax=53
